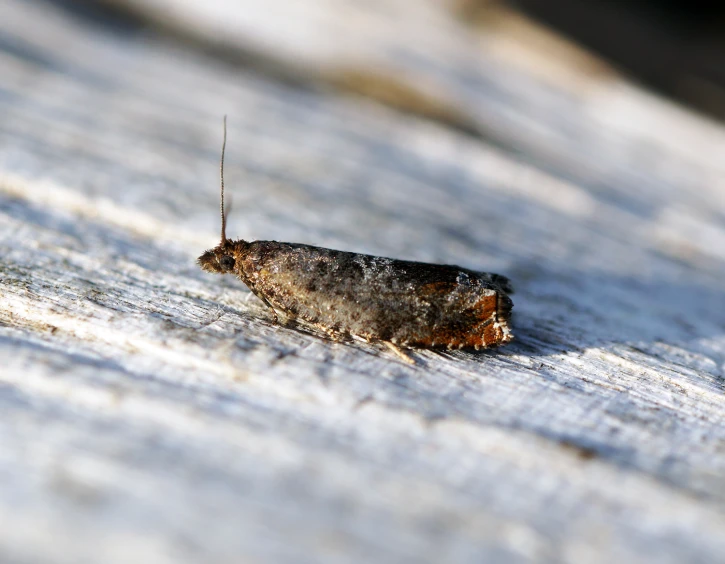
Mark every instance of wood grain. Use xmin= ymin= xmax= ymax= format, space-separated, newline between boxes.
xmin=1 ymin=0 xmax=725 ymax=562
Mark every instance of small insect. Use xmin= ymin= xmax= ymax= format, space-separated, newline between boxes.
xmin=198 ymin=118 xmax=513 ymax=361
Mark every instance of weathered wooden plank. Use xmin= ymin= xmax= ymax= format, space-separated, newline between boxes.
xmin=1 ymin=1 xmax=725 ymax=563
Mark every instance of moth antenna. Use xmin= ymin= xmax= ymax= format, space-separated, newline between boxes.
xmin=220 ymin=115 xmax=228 ymax=245
xmin=225 ymin=193 xmax=233 ymax=220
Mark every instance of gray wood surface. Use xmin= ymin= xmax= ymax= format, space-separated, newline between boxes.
xmin=1 ymin=0 xmax=725 ymax=563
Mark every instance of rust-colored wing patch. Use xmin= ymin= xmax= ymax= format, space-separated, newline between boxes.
xmin=412 ymin=282 xmax=511 ymax=349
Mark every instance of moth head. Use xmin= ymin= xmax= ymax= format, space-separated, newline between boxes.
xmin=197 ymin=241 xmax=239 ymax=274
xmin=197 ymin=116 xmax=245 ymax=275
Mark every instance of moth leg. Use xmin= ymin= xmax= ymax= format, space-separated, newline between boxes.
xmin=256 ymin=295 xmax=280 ymax=324
xmin=320 ymin=327 xmax=347 ymax=343
xmin=383 ymin=341 xmax=416 ymax=365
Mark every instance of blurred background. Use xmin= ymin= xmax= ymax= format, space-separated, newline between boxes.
xmin=497 ymin=0 xmax=725 ymax=120
xmin=60 ymin=0 xmax=725 ymax=122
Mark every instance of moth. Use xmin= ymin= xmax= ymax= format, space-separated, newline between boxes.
xmin=198 ymin=118 xmax=513 ymax=361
